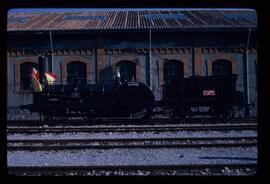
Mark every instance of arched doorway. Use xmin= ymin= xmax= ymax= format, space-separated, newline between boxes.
xmin=212 ymin=59 xmax=232 ymax=76
xmin=67 ymin=61 xmax=87 ymax=85
xmin=163 ymin=60 xmax=184 ymax=84
xmin=115 ymin=61 xmax=136 ymax=83
xmin=20 ymin=62 xmax=38 ymax=90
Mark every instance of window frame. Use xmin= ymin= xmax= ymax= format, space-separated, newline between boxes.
xmin=115 ymin=61 xmax=136 ymax=83
xmin=19 ymin=62 xmax=38 ymax=92
xmin=67 ymin=61 xmax=87 ymax=85
xmin=212 ymin=59 xmax=232 ymax=76
xmin=163 ymin=60 xmax=184 ymax=84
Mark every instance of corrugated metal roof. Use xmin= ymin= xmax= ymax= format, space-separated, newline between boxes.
xmin=7 ymin=9 xmax=257 ymax=31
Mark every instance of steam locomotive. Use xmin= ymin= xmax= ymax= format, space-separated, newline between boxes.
xmin=21 ymin=60 xmax=244 ymax=121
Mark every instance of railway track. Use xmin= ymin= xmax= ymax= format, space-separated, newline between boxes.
xmin=7 ymin=117 xmax=257 ymax=126
xmin=7 ymin=163 xmax=257 ymax=176
xmin=7 ymin=136 xmax=257 ymax=150
xmin=7 ymin=123 xmax=257 ymax=134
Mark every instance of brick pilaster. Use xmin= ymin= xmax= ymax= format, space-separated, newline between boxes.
xmin=194 ymin=48 xmax=202 ymax=76
xmin=96 ymin=36 xmax=105 ymax=83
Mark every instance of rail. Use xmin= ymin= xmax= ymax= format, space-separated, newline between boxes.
xmin=7 ymin=117 xmax=257 ymax=126
xmin=7 ymin=123 xmax=257 ymax=134
xmin=7 ymin=163 xmax=257 ymax=176
xmin=7 ymin=136 xmax=257 ymax=150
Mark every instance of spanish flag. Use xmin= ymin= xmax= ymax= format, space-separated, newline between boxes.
xmin=31 ymin=74 xmax=43 ymax=92
xmin=31 ymin=68 xmax=42 ymax=92
xmin=45 ymin=72 xmax=57 ymax=85
xmin=32 ymin=67 xmax=39 ymax=81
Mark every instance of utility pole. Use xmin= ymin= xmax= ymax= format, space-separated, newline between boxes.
xmin=149 ymin=29 xmax=152 ymax=90
xmin=49 ymin=31 xmax=54 ymax=73
xmin=243 ymin=28 xmax=251 ymax=116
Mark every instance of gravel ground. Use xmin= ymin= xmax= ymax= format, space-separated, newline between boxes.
xmin=7 ymin=108 xmax=257 ymax=175
xmin=7 ymin=130 xmax=257 ymax=140
xmin=7 ymin=146 xmax=257 ymax=166
xmin=8 ymin=108 xmax=40 ymax=120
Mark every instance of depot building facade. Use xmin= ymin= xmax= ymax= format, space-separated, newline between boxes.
xmin=7 ymin=9 xmax=258 ymax=116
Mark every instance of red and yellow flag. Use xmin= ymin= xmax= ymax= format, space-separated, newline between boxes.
xmin=45 ymin=72 xmax=57 ymax=85
xmin=31 ymin=74 xmax=43 ymax=92
xmin=32 ymin=67 xmax=39 ymax=81
xmin=31 ymin=68 xmax=42 ymax=92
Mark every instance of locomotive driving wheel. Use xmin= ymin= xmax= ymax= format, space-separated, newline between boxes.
xmin=42 ymin=106 xmax=68 ymax=122
xmin=44 ymin=114 xmax=68 ymax=122
xmin=53 ymin=114 xmax=68 ymax=121
xmin=42 ymin=113 xmax=53 ymax=123
xmin=130 ymin=107 xmax=152 ymax=119
xmin=83 ymin=109 xmax=95 ymax=121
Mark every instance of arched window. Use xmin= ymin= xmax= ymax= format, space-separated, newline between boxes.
xmin=116 ymin=61 xmax=136 ymax=83
xmin=163 ymin=60 xmax=184 ymax=84
xmin=212 ymin=59 xmax=232 ymax=76
xmin=67 ymin=61 xmax=87 ymax=85
xmin=20 ymin=62 xmax=38 ymax=90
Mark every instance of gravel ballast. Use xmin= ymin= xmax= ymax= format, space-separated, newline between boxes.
xmin=8 ymin=146 xmax=257 ymax=166
xmin=7 ymin=130 xmax=257 ymax=140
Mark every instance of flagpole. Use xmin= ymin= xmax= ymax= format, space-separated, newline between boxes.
xmin=246 ymin=28 xmax=251 ymax=105
xmin=149 ymin=29 xmax=152 ymax=90
xmin=49 ymin=31 xmax=54 ymax=73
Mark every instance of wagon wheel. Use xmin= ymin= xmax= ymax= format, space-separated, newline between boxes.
xmin=209 ymin=107 xmax=222 ymax=119
xmin=222 ymin=107 xmax=234 ymax=118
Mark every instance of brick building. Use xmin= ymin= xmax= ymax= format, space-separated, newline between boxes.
xmin=7 ymin=9 xmax=258 ymax=116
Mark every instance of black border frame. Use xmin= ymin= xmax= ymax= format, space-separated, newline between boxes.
xmin=0 ymin=0 xmax=267 ymax=183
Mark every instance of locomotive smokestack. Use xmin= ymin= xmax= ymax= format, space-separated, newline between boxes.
xmin=38 ymin=56 xmax=46 ymax=84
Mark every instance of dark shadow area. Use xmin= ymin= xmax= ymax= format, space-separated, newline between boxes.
xmin=199 ymin=156 xmax=257 ymax=161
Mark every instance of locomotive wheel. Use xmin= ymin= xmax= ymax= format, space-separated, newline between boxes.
xmin=222 ymin=107 xmax=234 ymax=118
xmin=183 ymin=108 xmax=192 ymax=119
xmin=170 ymin=109 xmax=179 ymax=120
xmin=45 ymin=114 xmax=68 ymax=122
xmin=209 ymin=107 xmax=221 ymax=119
xmin=43 ymin=108 xmax=68 ymax=122
xmin=171 ymin=108 xmax=191 ymax=120
xmin=171 ymin=114 xmax=179 ymax=120
xmin=43 ymin=113 xmax=53 ymax=123
xmin=53 ymin=115 xmax=68 ymax=121
xmin=131 ymin=107 xmax=152 ymax=119
xmin=83 ymin=110 xmax=95 ymax=121
xmin=210 ymin=107 xmax=223 ymax=119
xmin=170 ymin=110 xmax=181 ymax=120
xmin=129 ymin=107 xmax=151 ymax=119
xmin=142 ymin=108 xmax=152 ymax=119
xmin=210 ymin=106 xmax=234 ymax=119
xmin=52 ymin=107 xmax=68 ymax=121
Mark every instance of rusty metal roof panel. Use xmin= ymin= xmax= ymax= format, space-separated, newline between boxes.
xmin=7 ymin=9 xmax=257 ymax=31
xmin=126 ymin=11 xmax=137 ymax=29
